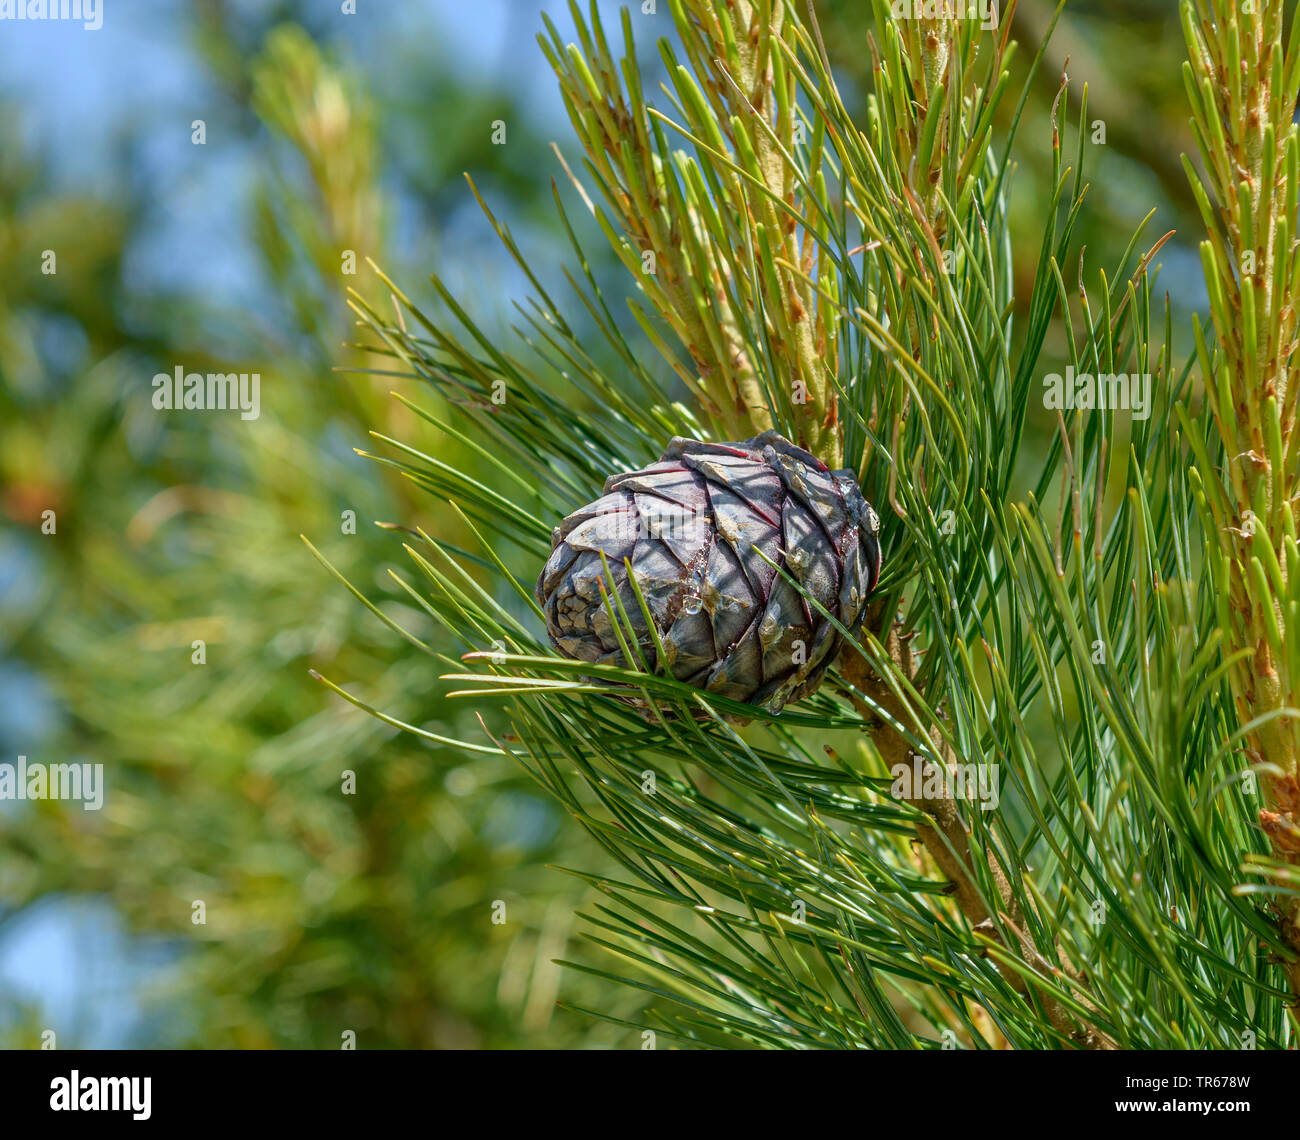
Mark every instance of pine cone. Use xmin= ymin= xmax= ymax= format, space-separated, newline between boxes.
xmin=536 ymin=431 xmax=882 ymax=713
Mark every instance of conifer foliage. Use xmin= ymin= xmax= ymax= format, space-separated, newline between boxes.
xmin=319 ymin=0 xmax=1300 ymax=1047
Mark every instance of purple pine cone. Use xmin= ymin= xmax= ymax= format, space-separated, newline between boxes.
xmin=536 ymin=431 xmax=882 ymax=713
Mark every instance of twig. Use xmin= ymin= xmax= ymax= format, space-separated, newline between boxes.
xmin=839 ymin=617 xmax=1118 ymax=1049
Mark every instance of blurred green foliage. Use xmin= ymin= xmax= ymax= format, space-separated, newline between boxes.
xmin=0 ymin=3 xmax=641 ymax=1048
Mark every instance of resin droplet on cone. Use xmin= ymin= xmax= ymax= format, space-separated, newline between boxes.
xmin=536 ymin=431 xmax=882 ymax=713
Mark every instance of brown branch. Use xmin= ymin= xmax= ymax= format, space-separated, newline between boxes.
xmin=839 ymin=614 xmax=1117 ymax=1050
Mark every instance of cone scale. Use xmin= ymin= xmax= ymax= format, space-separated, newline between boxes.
xmin=537 ymin=431 xmax=882 ymax=712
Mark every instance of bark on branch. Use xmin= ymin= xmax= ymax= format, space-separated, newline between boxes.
xmin=840 ymin=616 xmax=1117 ymax=1050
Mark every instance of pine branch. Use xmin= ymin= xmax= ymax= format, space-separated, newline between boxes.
xmin=540 ymin=0 xmax=842 ymax=460
xmin=1180 ymin=0 xmax=1300 ymax=995
xmin=840 ymin=618 xmax=1116 ymax=1049
xmin=322 ymin=0 xmax=1300 ymax=1049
